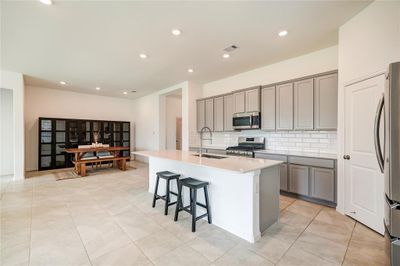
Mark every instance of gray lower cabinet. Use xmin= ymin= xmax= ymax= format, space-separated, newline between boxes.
xmin=224 ymin=94 xmax=234 ymax=131
xmin=294 ymin=78 xmax=314 ymax=130
xmin=314 ymin=73 xmax=338 ymax=130
xmin=276 ymin=82 xmax=294 ymax=130
xmin=252 ymin=152 xmax=337 ymax=206
xmin=261 ymin=86 xmax=276 ymax=130
xmin=196 ymin=100 xmax=205 ymax=132
xmin=310 ymin=167 xmax=335 ymax=202
xmin=205 ymin=98 xmax=214 ymax=131
xmin=289 ymin=165 xmax=309 ymax=196
xmin=280 ymin=164 xmax=288 ymax=191
xmin=213 ymin=96 xmax=224 ymax=132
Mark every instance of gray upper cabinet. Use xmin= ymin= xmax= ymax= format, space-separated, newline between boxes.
xmin=261 ymin=86 xmax=276 ymax=131
xmin=294 ymin=78 xmax=314 ymax=130
xmin=310 ymin=167 xmax=335 ymax=202
xmin=205 ymin=98 xmax=214 ymax=131
xmin=276 ymin=82 xmax=294 ymax=130
xmin=233 ymin=91 xmax=245 ymax=113
xmin=245 ymin=87 xmax=260 ymax=112
xmin=213 ymin=96 xmax=224 ymax=132
xmin=224 ymin=94 xmax=234 ymax=131
xmin=314 ymin=73 xmax=338 ymax=130
xmin=196 ymin=100 xmax=205 ymax=132
xmin=289 ymin=164 xmax=309 ymax=196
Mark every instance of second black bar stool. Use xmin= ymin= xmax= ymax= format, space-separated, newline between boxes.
xmin=152 ymin=171 xmax=180 ymax=215
xmin=174 ymin=177 xmax=212 ymax=232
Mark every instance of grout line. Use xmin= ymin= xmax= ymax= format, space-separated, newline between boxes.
xmin=341 ymin=221 xmax=357 ymax=265
xmin=275 ymin=199 xmax=324 ymax=265
xmin=66 ymin=204 xmax=94 ymax=266
xmin=28 ymin=186 xmax=34 ymax=265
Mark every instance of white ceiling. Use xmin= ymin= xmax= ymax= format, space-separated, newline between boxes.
xmin=1 ymin=1 xmax=370 ymax=99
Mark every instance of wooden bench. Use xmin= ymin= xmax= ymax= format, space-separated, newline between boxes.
xmin=74 ymin=156 xmax=130 ymax=177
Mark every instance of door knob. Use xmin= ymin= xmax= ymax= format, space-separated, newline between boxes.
xmin=343 ymin=155 xmax=351 ymax=160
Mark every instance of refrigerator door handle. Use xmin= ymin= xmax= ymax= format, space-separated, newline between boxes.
xmin=374 ymin=94 xmax=385 ymax=173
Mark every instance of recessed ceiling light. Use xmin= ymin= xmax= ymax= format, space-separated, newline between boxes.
xmin=222 ymin=53 xmax=230 ymax=59
xmin=187 ymin=68 xmax=194 ymax=73
xmin=96 ymin=87 xmax=101 ymax=91
xmin=172 ymin=29 xmax=181 ymax=36
xmin=278 ymin=30 xmax=288 ymax=37
xmin=123 ymin=91 xmax=128 ymax=95
xmin=39 ymin=0 xmax=52 ymax=5
xmin=139 ymin=53 xmax=147 ymax=59
xmin=59 ymin=81 xmax=66 ymax=85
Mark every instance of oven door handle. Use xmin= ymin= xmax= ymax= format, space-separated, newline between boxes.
xmin=374 ymin=94 xmax=385 ymax=173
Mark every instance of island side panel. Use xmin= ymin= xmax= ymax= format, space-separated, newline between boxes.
xmin=259 ymin=165 xmax=280 ymax=233
xmin=147 ymin=156 xmax=261 ymax=242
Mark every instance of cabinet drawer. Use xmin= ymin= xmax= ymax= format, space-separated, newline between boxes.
xmin=288 ymin=156 xmax=334 ymax=168
xmin=289 ymin=165 xmax=309 ymax=196
xmin=310 ymin=167 xmax=335 ymax=202
xmin=254 ymin=153 xmax=287 ymax=162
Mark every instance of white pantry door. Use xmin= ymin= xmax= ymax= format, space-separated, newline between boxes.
xmin=344 ymin=74 xmax=385 ymax=234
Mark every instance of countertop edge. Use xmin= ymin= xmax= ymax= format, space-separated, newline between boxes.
xmin=132 ymin=151 xmax=282 ymax=174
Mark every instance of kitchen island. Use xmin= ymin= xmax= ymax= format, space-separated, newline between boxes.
xmin=133 ymin=150 xmax=283 ymax=243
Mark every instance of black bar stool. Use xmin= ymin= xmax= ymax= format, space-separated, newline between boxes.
xmin=174 ymin=177 xmax=212 ymax=232
xmin=152 ymin=171 xmax=180 ymax=215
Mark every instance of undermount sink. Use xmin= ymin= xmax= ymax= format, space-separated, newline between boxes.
xmin=193 ymin=153 xmax=228 ymax=159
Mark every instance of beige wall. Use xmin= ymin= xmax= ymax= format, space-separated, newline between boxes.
xmin=24 ymin=86 xmax=135 ymax=171
xmin=336 ymin=0 xmax=400 ymax=213
xmin=202 ymin=45 xmax=338 ymax=98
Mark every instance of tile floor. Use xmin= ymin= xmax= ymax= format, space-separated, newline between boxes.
xmin=0 ymin=161 xmax=390 ymax=266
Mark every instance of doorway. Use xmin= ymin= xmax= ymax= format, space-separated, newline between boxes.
xmin=0 ymin=88 xmax=14 ymax=177
xmin=164 ymin=89 xmax=182 ymax=150
xmin=176 ymin=117 xmax=182 ymax=150
xmin=344 ymin=74 xmax=385 ymax=234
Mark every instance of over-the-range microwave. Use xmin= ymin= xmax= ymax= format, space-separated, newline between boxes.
xmin=232 ymin=112 xmax=260 ymax=130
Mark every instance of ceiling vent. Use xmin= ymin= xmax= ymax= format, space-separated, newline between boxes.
xmin=223 ymin=45 xmax=239 ymax=52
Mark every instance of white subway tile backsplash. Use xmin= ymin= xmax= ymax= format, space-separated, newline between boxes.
xmin=190 ymin=130 xmax=337 ymax=154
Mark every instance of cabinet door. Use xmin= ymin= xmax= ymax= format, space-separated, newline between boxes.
xmin=294 ymin=78 xmax=314 ymax=130
xmin=280 ymin=164 xmax=288 ymax=191
xmin=205 ymin=98 xmax=214 ymax=131
xmin=310 ymin=167 xmax=335 ymax=202
xmin=314 ymin=73 xmax=338 ymax=130
xmin=197 ymin=100 xmax=205 ymax=132
xmin=289 ymin=165 xmax=309 ymax=196
xmin=224 ymin=94 xmax=234 ymax=131
xmin=245 ymin=88 xmax=260 ymax=112
xmin=213 ymin=96 xmax=224 ymax=132
xmin=276 ymin=83 xmax=294 ymax=130
xmin=233 ymin=91 xmax=245 ymax=113
xmin=261 ymin=86 xmax=276 ymax=130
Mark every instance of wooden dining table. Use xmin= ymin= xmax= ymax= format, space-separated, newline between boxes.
xmin=65 ymin=146 xmax=131 ymax=176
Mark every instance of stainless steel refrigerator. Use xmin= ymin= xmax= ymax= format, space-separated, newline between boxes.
xmin=375 ymin=61 xmax=400 ymax=265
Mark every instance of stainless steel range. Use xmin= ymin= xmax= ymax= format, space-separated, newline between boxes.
xmin=226 ymin=137 xmax=265 ymax=157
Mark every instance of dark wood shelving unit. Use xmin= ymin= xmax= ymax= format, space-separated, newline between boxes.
xmin=38 ymin=117 xmax=130 ymax=171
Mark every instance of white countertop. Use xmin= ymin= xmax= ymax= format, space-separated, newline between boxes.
xmin=133 ymin=150 xmax=282 ymax=173
xmin=254 ymin=149 xmax=337 ymax=160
